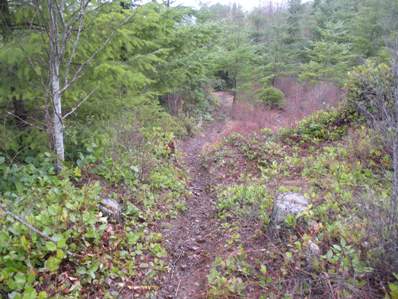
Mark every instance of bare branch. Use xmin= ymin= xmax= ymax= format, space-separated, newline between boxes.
xmin=62 ymin=87 xmax=97 ymax=119
xmin=6 ymin=111 xmax=46 ymax=131
xmin=64 ymin=0 xmax=89 ymax=86
xmin=0 ymin=203 xmax=75 ymax=256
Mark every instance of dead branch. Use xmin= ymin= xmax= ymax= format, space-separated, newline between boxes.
xmin=0 ymin=203 xmax=75 ymax=256
xmin=6 ymin=111 xmax=46 ymax=131
xmin=62 ymin=87 xmax=98 ymax=119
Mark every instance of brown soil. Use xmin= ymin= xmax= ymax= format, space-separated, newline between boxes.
xmin=157 ymin=92 xmax=233 ymax=299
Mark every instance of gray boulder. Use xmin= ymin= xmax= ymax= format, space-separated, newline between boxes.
xmin=272 ymin=192 xmax=309 ymax=224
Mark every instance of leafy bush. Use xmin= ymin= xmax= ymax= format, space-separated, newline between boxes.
xmin=216 ymin=183 xmax=272 ymax=226
xmin=345 ymin=61 xmax=396 ymax=151
xmin=0 ymin=121 xmax=188 ymax=297
xmin=0 ymin=153 xmax=56 ymax=195
xmin=212 ymin=78 xmax=227 ymax=91
xmin=280 ymin=108 xmax=354 ymax=144
xmin=0 ymin=126 xmax=49 ymax=164
xmin=257 ymin=87 xmax=285 ymax=109
xmin=0 ymin=161 xmax=187 ymax=297
xmin=346 ymin=60 xmax=394 ymax=116
xmin=0 ymin=176 xmax=104 ymax=297
xmin=207 ymin=248 xmax=251 ymax=298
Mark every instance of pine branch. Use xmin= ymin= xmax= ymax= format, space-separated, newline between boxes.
xmin=60 ymin=11 xmax=137 ymax=94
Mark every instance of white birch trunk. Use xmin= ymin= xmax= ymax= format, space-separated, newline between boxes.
xmin=51 ymin=65 xmax=64 ymax=172
xmin=48 ymin=0 xmax=65 ymax=172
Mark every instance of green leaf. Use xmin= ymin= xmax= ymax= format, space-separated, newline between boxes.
xmin=14 ymin=272 xmax=27 ymax=290
xmin=260 ymin=265 xmax=267 ymax=275
xmin=56 ymin=236 xmax=67 ymax=249
xmin=45 ymin=256 xmax=61 ymax=272
xmin=150 ymin=243 xmax=167 ymax=258
xmin=20 ymin=236 xmax=30 ymax=251
xmin=22 ymin=286 xmax=37 ymax=299
xmin=127 ymin=232 xmax=140 ymax=245
xmin=56 ymin=249 xmax=65 ymax=259
xmin=389 ymin=282 xmax=398 ymax=299
xmin=45 ymin=242 xmax=57 ymax=252
xmin=38 ymin=291 xmax=48 ymax=299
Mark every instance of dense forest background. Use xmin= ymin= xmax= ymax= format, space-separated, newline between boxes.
xmin=1 ymin=0 xmax=398 ymax=298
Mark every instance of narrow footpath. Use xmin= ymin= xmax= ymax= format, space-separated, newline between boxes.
xmin=158 ymin=92 xmax=234 ymax=298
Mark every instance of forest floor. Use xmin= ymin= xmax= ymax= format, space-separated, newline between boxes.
xmin=157 ymin=89 xmax=340 ymax=298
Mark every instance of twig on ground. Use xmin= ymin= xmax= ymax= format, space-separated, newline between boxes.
xmin=175 ymin=279 xmax=181 ymax=298
xmin=0 ymin=203 xmax=75 ymax=256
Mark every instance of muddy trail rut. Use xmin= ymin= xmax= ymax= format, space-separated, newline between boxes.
xmin=158 ymin=92 xmax=233 ymax=298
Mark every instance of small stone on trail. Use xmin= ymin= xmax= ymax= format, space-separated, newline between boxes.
xmin=189 ymin=245 xmax=200 ymax=252
xmin=306 ymin=240 xmax=321 ymax=269
xmin=307 ymin=241 xmax=321 ymax=257
xmin=272 ymin=192 xmax=309 ymax=224
xmin=99 ymin=198 xmax=122 ymax=221
xmin=196 ymin=236 xmax=206 ymax=243
xmin=103 ymin=197 xmax=120 ymax=209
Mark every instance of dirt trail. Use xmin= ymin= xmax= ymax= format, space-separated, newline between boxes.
xmin=157 ymin=85 xmax=343 ymax=298
xmin=158 ymin=92 xmax=233 ymax=298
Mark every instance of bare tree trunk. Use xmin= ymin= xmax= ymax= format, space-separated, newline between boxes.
xmin=48 ymin=0 xmax=65 ymax=172
xmin=392 ymin=137 xmax=398 ymax=222
xmin=391 ymin=55 xmax=398 ymax=228
xmin=51 ymin=66 xmax=65 ymax=172
xmin=390 ymin=123 xmax=398 ymax=261
xmin=0 ymin=0 xmax=11 ymax=36
xmin=232 ymin=77 xmax=237 ymax=103
xmin=44 ymin=100 xmax=54 ymax=150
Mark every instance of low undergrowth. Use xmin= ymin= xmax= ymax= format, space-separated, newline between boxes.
xmin=0 ymin=114 xmax=189 ymax=298
xmin=204 ymin=108 xmax=397 ymax=298
xmin=216 ymin=183 xmax=272 ymax=226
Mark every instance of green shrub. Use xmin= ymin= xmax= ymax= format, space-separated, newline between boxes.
xmin=279 ymin=108 xmax=354 ymax=144
xmin=0 ymin=177 xmax=105 ymax=297
xmin=345 ymin=60 xmax=397 ymax=161
xmin=0 ymin=159 xmax=187 ymax=297
xmin=207 ymin=249 xmax=251 ymax=298
xmin=212 ymin=78 xmax=227 ymax=91
xmin=257 ymin=87 xmax=285 ymax=109
xmin=216 ymin=184 xmax=272 ymax=226
xmin=0 ymin=126 xmax=49 ymax=164
xmin=0 ymin=119 xmax=188 ymax=297
xmin=346 ymin=60 xmax=394 ymax=115
xmin=0 ymin=153 xmax=56 ymax=195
